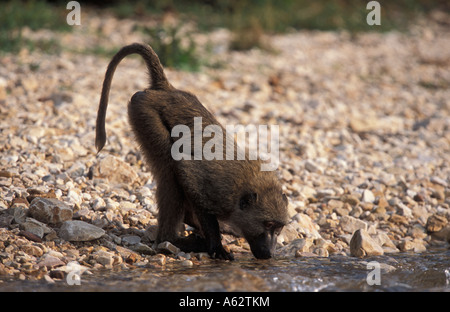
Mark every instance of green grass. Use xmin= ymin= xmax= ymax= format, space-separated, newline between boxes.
xmin=111 ymin=0 xmax=446 ymax=33
xmin=1 ymin=0 xmax=446 ymax=57
xmin=0 ymin=0 xmax=70 ymax=53
xmin=139 ymin=24 xmax=201 ymax=71
xmin=109 ymin=0 xmax=447 ymax=51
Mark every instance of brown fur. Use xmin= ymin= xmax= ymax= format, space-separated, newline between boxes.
xmin=96 ymin=43 xmax=288 ymax=259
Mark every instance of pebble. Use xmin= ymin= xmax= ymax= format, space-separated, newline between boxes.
xmin=21 ymin=244 xmax=44 ymax=257
xmin=291 ymin=213 xmax=321 ymax=239
xmin=304 ymin=160 xmax=323 ymax=174
xmin=121 ymin=235 xmax=141 ymax=245
xmin=92 ymin=198 xmax=106 ymax=211
xmin=37 ymin=254 xmax=65 ymax=269
xmin=426 ymin=214 xmax=448 ymax=233
xmin=96 ymin=155 xmax=139 ymax=186
xmin=29 ymin=198 xmax=73 ymax=224
xmin=397 ymin=239 xmax=427 ymax=253
xmin=19 ymin=219 xmax=46 ymax=239
xmin=430 ymin=176 xmax=448 ymax=187
xmin=341 ymin=194 xmax=360 ymax=207
xmin=93 ymin=250 xmax=115 ymax=266
xmin=278 ymin=238 xmax=314 ymax=257
xmin=180 ymin=259 xmax=194 ymax=268
xmin=350 ymin=229 xmax=384 ymax=257
xmin=59 ymin=220 xmax=106 ymax=242
xmin=278 ymin=223 xmax=300 ymax=244
xmin=361 ymin=190 xmax=375 ymax=203
xmin=327 ymin=199 xmax=344 ymax=210
xmin=131 ymin=243 xmax=156 ymax=255
xmin=9 ymin=207 xmax=26 ymax=226
xmin=157 ymin=241 xmax=180 ymax=255
xmin=149 ymin=254 xmax=166 ymax=266
xmin=340 ymin=215 xmax=368 ymax=234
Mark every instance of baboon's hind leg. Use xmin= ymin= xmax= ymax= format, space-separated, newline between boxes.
xmin=155 ymin=175 xmax=186 ymax=243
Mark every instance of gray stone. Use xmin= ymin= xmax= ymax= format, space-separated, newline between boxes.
xmin=305 ymin=160 xmax=323 ymax=174
xmin=122 ymin=235 xmax=141 ymax=245
xmin=131 ymin=243 xmax=156 ymax=255
xmin=12 ymin=206 xmax=28 ymax=224
xmin=94 ymin=250 xmax=114 ymax=266
xmin=340 ymin=215 xmax=368 ymax=234
xmin=157 ymin=241 xmax=180 ymax=255
xmin=29 ymin=198 xmax=73 ymax=224
xmin=59 ymin=220 xmax=105 ymax=241
xmin=144 ymin=225 xmax=158 ymax=241
xmin=19 ymin=218 xmax=51 ymax=239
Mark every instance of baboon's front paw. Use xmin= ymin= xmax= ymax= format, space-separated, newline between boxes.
xmin=209 ymin=245 xmax=234 ymax=261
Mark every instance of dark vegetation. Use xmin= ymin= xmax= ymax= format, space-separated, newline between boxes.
xmin=1 ymin=0 xmax=447 ymax=70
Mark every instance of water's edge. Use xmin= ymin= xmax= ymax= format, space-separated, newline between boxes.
xmin=1 ymin=248 xmax=448 ymax=292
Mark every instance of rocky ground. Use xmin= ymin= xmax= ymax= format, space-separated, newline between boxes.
xmin=0 ymin=11 xmax=449 ymax=283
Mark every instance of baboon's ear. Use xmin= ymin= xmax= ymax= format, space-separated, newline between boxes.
xmin=239 ymin=192 xmax=258 ymax=210
xmin=282 ymin=193 xmax=288 ymax=204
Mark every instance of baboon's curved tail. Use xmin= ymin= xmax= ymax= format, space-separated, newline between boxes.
xmin=95 ymin=43 xmax=172 ymax=152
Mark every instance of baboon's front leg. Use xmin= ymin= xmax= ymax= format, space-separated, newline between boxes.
xmin=198 ymin=213 xmax=234 ymax=260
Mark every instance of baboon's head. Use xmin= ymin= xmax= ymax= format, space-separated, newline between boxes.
xmin=229 ymin=180 xmax=289 ymax=259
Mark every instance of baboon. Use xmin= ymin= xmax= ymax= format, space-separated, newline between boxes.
xmin=96 ymin=43 xmax=288 ymax=260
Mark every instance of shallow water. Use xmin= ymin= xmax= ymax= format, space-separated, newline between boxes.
xmin=1 ymin=248 xmax=449 ymax=292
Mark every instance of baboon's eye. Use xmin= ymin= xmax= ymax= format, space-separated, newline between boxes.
xmin=264 ymin=221 xmax=284 ymax=234
xmin=264 ymin=221 xmax=275 ymax=230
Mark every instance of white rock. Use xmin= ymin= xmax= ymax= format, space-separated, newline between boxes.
xmin=67 ymin=189 xmax=82 ymax=206
xmin=92 ymin=197 xmax=106 ymax=211
xmin=362 ymin=189 xmax=375 ymax=203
